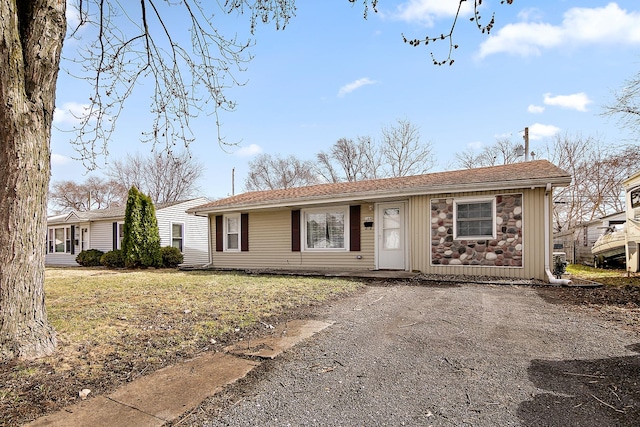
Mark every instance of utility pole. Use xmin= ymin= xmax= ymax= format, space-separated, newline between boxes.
xmin=524 ymin=127 xmax=530 ymax=162
xmin=232 ymin=168 xmax=235 ymax=196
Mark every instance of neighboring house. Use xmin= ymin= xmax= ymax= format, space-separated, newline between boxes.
xmin=188 ymin=160 xmax=571 ymax=282
xmin=553 ymin=211 xmax=626 ymax=265
xmin=46 ymin=198 xmax=209 ymax=266
xmin=624 ymin=170 xmax=640 ymax=272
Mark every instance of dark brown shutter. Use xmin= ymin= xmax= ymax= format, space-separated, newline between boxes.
xmin=112 ymin=222 xmax=118 ymax=250
xmin=70 ymin=225 xmax=76 ymax=255
xmin=215 ymin=215 xmax=223 ymax=252
xmin=349 ymin=205 xmax=361 ymax=252
xmin=291 ymin=210 xmax=301 ymax=252
xmin=241 ymin=213 xmax=249 ymax=252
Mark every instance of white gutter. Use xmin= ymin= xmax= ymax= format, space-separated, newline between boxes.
xmin=544 ymin=183 xmax=571 ymax=285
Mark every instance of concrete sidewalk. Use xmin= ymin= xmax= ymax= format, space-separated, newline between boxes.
xmin=26 ymin=320 xmax=332 ymax=427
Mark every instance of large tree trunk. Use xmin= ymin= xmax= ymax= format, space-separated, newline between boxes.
xmin=0 ymin=1 xmax=66 ymax=360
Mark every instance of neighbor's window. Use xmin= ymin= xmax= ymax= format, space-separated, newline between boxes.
xmin=303 ymin=207 xmax=348 ymax=250
xmin=47 ymin=226 xmax=71 ymax=254
xmin=225 ymin=214 xmax=240 ymax=251
xmin=172 ymin=223 xmax=184 ymax=252
xmin=630 ymin=186 xmax=640 ymax=220
xmin=454 ymin=199 xmax=495 ymax=239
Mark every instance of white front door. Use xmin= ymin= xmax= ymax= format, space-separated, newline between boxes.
xmin=81 ymin=227 xmax=89 ymax=251
xmin=377 ymin=202 xmax=407 ymax=270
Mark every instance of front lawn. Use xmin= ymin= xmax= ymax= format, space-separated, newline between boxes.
xmin=0 ymin=268 xmax=363 ymax=426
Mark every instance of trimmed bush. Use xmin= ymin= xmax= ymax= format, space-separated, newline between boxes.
xmin=76 ymin=249 xmax=104 ymax=267
xmin=161 ymin=246 xmax=184 ymax=268
xmin=100 ymin=250 xmax=125 ymax=268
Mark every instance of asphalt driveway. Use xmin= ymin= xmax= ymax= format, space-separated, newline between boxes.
xmin=183 ymin=283 xmax=639 ymax=426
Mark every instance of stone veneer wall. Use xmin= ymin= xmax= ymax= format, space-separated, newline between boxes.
xmin=431 ymin=194 xmax=523 ymax=267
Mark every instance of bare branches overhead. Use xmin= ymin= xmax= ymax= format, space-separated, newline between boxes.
xmin=65 ymin=0 xmax=296 ymax=169
xmin=402 ymin=0 xmax=513 ymax=66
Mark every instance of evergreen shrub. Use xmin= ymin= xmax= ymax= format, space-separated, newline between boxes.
xmin=161 ymin=246 xmax=184 ymax=268
xmin=100 ymin=250 xmax=125 ymax=268
xmin=75 ymin=249 xmax=104 ymax=267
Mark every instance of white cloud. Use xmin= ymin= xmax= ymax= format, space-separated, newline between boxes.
xmin=337 ymin=78 xmax=377 ymax=97
xmin=517 ymin=8 xmax=544 ymax=22
xmin=391 ymin=0 xmax=473 ymax=26
xmin=543 ymin=92 xmax=592 ymax=112
xmin=478 ymin=3 xmax=640 ymax=58
xmin=235 ymin=144 xmax=262 ymax=157
xmin=53 ymin=102 xmax=94 ymax=125
xmin=51 ymin=153 xmax=71 ymax=166
xmin=467 ymin=141 xmax=484 ymax=151
xmin=66 ymin=4 xmax=82 ymax=29
xmin=528 ymin=123 xmax=560 ymax=140
xmin=528 ymin=104 xmax=545 ymax=114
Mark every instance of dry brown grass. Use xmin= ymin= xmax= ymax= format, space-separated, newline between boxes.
xmin=566 ymin=264 xmax=640 ymax=286
xmin=0 ymin=268 xmax=363 ymax=426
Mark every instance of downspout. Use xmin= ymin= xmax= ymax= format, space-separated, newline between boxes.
xmin=544 ymin=183 xmax=571 ymax=285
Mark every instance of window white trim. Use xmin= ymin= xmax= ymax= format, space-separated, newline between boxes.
xmin=224 ymin=213 xmax=241 ymax=252
xmin=301 ymin=206 xmax=349 ymax=251
xmin=171 ymin=222 xmax=185 ymax=252
xmin=47 ymin=226 xmax=72 ymax=254
xmin=453 ymin=197 xmax=496 ymax=240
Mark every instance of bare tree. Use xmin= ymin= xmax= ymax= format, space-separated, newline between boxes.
xmin=1 ymin=0 xmax=510 ymax=360
xmin=358 ymin=136 xmax=385 ymax=180
xmin=381 ymin=119 xmax=434 ymax=177
xmin=244 ymin=154 xmax=318 ymax=191
xmin=314 ymin=122 xmax=434 ymax=183
xmin=543 ymin=133 xmax=640 ymax=232
xmin=455 ymin=138 xmax=521 ymax=169
xmin=49 ymin=176 xmax=122 ymax=213
xmin=603 ymin=69 xmax=640 ymax=135
xmin=315 ymin=137 xmax=383 ymax=183
xmin=106 ymin=152 xmax=204 ymax=204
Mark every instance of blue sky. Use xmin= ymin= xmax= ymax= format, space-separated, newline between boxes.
xmin=51 ymin=1 xmax=640 ymax=200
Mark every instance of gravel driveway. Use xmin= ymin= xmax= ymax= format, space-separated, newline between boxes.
xmin=181 ymin=283 xmax=640 ymax=426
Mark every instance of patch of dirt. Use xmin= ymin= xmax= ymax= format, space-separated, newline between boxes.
xmin=537 ymin=284 xmax=640 ymax=335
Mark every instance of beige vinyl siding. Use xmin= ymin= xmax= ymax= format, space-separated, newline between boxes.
xmin=209 ymin=204 xmax=375 ymax=270
xmin=409 ymin=188 xmax=548 ymax=281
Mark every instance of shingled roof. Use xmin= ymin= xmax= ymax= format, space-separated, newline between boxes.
xmin=48 ymin=199 xmax=205 ymax=224
xmin=189 ymin=160 xmax=571 ymax=214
